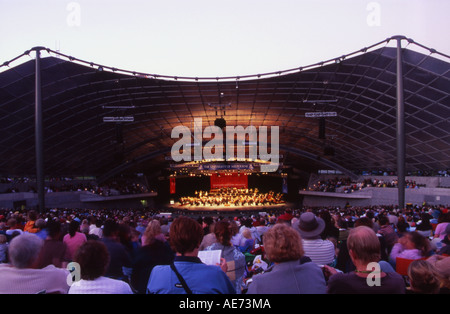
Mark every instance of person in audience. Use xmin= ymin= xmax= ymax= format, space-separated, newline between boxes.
xmin=131 ymin=221 xmax=174 ymax=294
xmin=36 ymin=220 xmax=68 ymax=268
xmin=5 ymin=218 xmax=23 ymax=240
xmin=396 ymin=216 xmax=410 ymax=237
xmin=89 ymin=218 xmax=103 ymax=239
xmin=425 ymin=254 xmax=450 ymax=294
xmin=438 ymin=224 xmax=450 ymax=255
xmin=325 ymin=226 xmax=405 ymax=294
xmin=199 ymin=220 xmax=217 ymax=251
xmin=319 ymin=210 xmax=339 ymax=241
xmin=434 ymin=212 xmax=450 ymax=240
xmin=238 ymin=228 xmax=255 ymax=253
xmin=407 ymin=259 xmax=441 ymax=294
xmin=33 ymin=218 xmax=48 ymax=240
xmin=146 ymin=216 xmax=235 ymax=294
xmin=63 ymin=219 xmax=87 ymax=261
xmin=23 ymin=210 xmax=39 ymax=233
xmin=204 ymin=220 xmax=246 ymax=294
xmin=141 ymin=219 xmax=166 ymax=246
xmin=415 ymin=214 xmax=434 ymax=238
xmin=389 ymin=231 xmax=430 ymax=262
xmin=247 ymin=223 xmax=327 ymax=294
xmin=69 ymin=240 xmax=133 ymax=294
xmin=101 ymin=219 xmax=132 ymax=281
xmin=294 ymin=212 xmax=336 ymax=266
xmin=377 ymin=215 xmax=398 ymax=254
xmin=0 ymin=233 xmax=69 ymax=294
xmin=0 ymin=234 xmax=8 ymax=263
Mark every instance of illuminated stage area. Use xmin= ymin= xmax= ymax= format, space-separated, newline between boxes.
xmin=177 ymin=187 xmax=285 ymax=210
xmin=164 ymin=162 xmax=290 ymax=211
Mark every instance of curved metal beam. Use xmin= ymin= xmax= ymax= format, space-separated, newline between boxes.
xmin=97 ymin=142 xmax=357 ymax=184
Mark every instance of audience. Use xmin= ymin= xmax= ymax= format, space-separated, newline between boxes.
xmin=389 ymin=231 xmax=430 ymax=263
xmin=294 ymin=212 xmax=336 ymax=266
xmin=131 ymin=221 xmax=174 ymax=294
xmin=203 ymin=220 xmax=246 ymax=294
xmin=63 ymin=219 xmax=87 ymax=261
xmin=247 ymin=223 xmax=327 ymax=294
xmin=146 ymin=216 xmax=235 ymax=294
xmin=407 ymin=259 xmax=441 ymax=294
xmin=377 ymin=215 xmax=398 ymax=254
xmin=0 ymin=234 xmax=8 ymax=263
xmin=101 ymin=219 xmax=132 ymax=281
xmin=438 ymin=224 xmax=450 ymax=255
xmin=0 ymin=233 xmax=69 ymax=294
xmin=0 ymin=201 xmax=447 ymax=295
xmin=68 ymin=240 xmax=133 ymax=294
xmin=36 ymin=220 xmax=68 ymax=268
xmin=325 ymin=226 xmax=405 ymax=294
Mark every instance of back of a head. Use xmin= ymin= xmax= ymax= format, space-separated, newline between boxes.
xmin=143 ymin=219 xmax=162 ymax=245
xmin=47 ymin=220 xmax=62 ymax=239
xmin=169 ymin=216 xmax=203 ymax=255
xmin=263 ymin=224 xmax=304 ymax=263
xmin=407 ymin=231 xmax=430 ymax=256
xmin=27 ymin=210 xmax=38 ymax=221
xmin=214 ymin=220 xmax=232 ymax=246
xmin=35 ymin=218 xmax=46 ymax=230
xmin=102 ymin=219 xmax=118 ymax=237
xmin=408 ymin=259 xmax=441 ymax=294
xmin=378 ymin=215 xmax=389 ymax=226
xmin=354 ymin=217 xmax=374 ymax=229
xmin=74 ymin=240 xmax=110 ymax=280
xmin=68 ymin=220 xmax=80 ymax=237
xmin=8 ymin=233 xmax=43 ymax=269
xmin=347 ymin=226 xmax=381 ymax=264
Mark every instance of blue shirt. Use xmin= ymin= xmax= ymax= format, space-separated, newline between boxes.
xmin=147 ymin=256 xmax=236 ymax=294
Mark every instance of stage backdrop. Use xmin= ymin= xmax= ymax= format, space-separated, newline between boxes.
xmin=210 ymin=173 xmax=248 ymax=189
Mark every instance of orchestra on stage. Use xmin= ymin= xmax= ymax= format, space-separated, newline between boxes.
xmin=179 ymin=187 xmax=284 ymax=207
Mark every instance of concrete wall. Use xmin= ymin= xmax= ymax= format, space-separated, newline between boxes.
xmin=0 ymin=191 xmax=156 ymax=210
xmin=300 ymin=187 xmax=450 ymax=208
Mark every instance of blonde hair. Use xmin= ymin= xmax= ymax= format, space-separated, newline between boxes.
xmin=263 ymin=224 xmax=304 ymax=263
xmin=143 ymin=219 xmax=162 ymax=246
xmin=408 ymin=260 xmax=441 ymax=294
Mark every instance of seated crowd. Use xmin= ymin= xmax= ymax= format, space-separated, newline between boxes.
xmin=0 ymin=177 xmax=150 ymax=196
xmin=0 ymin=204 xmax=449 ymax=294
xmin=309 ymin=177 xmax=424 ymax=193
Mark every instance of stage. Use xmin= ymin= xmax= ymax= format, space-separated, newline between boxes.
xmin=167 ymin=202 xmax=291 ymax=212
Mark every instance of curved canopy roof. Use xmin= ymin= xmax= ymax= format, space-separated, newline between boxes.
xmin=0 ymin=36 xmax=449 ymax=181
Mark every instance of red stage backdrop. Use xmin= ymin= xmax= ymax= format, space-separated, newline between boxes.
xmin=210 ymin=173 xmax=248 ymax=189
xmin=170 ymin=177 xmax=176 ymax=194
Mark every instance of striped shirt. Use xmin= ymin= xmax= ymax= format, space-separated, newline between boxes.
xmin=302 ymin=238 xmax=336 ymax=266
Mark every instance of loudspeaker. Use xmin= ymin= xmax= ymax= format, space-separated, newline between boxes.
xmin=214 ymin=117 xmax=226 ymax=129
xmin=319 ymin=118 xmax=325 ymax=139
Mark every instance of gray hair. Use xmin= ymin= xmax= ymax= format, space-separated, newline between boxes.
xmin=8 ymin=233 xmax=43 ymax=268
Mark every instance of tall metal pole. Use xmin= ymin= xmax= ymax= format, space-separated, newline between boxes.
xmin=34 ymin=47 xmax=45 ymax=212
xmin=396 ymin=37 xmax=405 ymax=209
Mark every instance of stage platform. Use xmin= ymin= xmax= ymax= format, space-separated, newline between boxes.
xmin=167 ymin=202 xmax=291 ymax=212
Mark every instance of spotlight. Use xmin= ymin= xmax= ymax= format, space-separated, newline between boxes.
xmin=214 ymin=117 xmax=226 ymax=129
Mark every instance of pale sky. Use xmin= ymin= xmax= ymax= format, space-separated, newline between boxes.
xmin=1 ymin=0 xmax=449 ymax=77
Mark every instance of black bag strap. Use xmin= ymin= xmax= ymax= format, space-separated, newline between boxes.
xmin=170 ymin=263 xmax=193 ymax=294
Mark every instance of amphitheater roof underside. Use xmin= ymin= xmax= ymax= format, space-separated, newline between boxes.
xmin=0 ymin=36 xmax=449 ymax=182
